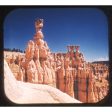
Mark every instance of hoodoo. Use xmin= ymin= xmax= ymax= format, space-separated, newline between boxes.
xmin=4 ymin=19 xmax=109 ymax=103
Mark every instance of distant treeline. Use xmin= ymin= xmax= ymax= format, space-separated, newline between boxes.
xmin=4 ymin=48 xmax=25 ymax=53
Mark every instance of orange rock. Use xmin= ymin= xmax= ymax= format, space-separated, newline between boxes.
xmin=25 ymin=40 xmax=35 ymax=60
xmin=4 ymin=19 xmax=109 ymax=103
xmin=26 ymin=60 xmax=38 ymax=83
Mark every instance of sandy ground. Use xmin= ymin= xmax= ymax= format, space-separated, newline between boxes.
xmin=4 ymin=59 xmax=81 ymax=104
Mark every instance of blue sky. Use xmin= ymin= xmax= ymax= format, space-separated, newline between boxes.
xmin=4 ymin=8 xmax=109 ymax=62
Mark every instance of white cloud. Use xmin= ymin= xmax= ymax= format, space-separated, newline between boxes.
xmin=92 ymin=56 xmax=109 ymax=62
xmin=85 ymin=56 xmax=109 ymax=62
xmin=97 ymin=57 xmax=108 ymax=61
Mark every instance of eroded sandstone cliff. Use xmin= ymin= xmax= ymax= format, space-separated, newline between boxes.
xmin=4 ymin=19 xmax=109 ymax=103
xmin=4 ymin=59 xmax=81 ymax=104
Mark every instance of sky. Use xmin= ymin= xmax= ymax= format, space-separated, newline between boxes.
xmin=4 ymin=8 xmax=109 ymax=62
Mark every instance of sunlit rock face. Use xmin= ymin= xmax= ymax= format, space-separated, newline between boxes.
xmin=4 ymin=59 xmax=81 ymax=104
xmin=4 ymin=19 xmax=109 ymax=103
xmin=23 ymin=19 xmax=56 ymax=87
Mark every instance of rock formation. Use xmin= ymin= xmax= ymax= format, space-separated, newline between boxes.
xmin=4 ymin=19 xmax=109 ymax=103
xmin=4 ymin=59 xmax=81 ymax=104
xmin=23 ymin=19 xmax=56 ymax=86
